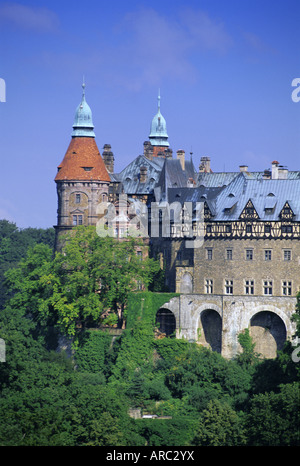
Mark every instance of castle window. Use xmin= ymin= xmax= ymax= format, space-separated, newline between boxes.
xmin=283 ymin=249 xmax=291 ymax=261
xmin=226 ymin=249 xmax=233 ymax=260
xmin=73 ymin=214 xmax=83 ymax=226
xmin=263 ymin=280 xmax=273 ymax=295
xmin=246 ymin=249 xmax=253 ymax=261
xmin=265 ymin=224 xmax=271 ymax=234
xmin=245 ymin=280 xmax=254 ymax=295
xmin=205 ymin=279 xmax=213 ymax=294
xmin=282 ymin=224 xmax=292 ymax=234
xmin=225 ymin=279 xmax=233 ymax=295
xmin=264 ymin=249 xmax=272 ymax=261
xmin=206 ymin=248 xmax=213 ymax=260
xmin=246 ymin=224 xmax=252 ymax=233
xmin=75 ymin=194 xmax=81 ymax=204
xmin=282 ymin=280 xmax=292 ymax=296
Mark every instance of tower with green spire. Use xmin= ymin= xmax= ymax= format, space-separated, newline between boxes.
xmin=71 ymin=82 xmax=96 ymax=138
xmin=149 ymin=90 xmax=169 ymax=148
xmin=54 ymin=82 xmax=110 ymax=251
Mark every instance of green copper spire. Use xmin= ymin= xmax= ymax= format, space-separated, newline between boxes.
xmin=149 ymin=90 xmax=169 ymax=147
xmin=71 ymin=81 xmax=96 ymax=138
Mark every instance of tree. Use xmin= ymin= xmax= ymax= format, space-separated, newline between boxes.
xmin=236 ymin=328 xmax=259 ymax=370
xmin=193 ymin=399 xmax=247 ymax=446
xmin=246 ymin=382 xmax=300 ymax=446
xmin=0 ymin=220 xmax=54 ymax=308
xmin=4 ymin=227 xmax=160 ymax=342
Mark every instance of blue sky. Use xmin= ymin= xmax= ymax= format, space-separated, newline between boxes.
xmin=0 ymin=0 xmax=299 ymax=228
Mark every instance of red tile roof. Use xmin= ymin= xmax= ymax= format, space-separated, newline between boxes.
xmin=55 ymin=137 xmax=111 ymax=182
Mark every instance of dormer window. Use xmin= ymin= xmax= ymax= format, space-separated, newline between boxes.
xmin=82 ymin=167 xmax=93 ymax=171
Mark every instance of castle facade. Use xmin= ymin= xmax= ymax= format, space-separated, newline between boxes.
xmin=54 ymin=86 xmax=299 ymax=358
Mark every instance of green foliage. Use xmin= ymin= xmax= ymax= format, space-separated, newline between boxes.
xmin=246 ymin=382 xmax=300 ymax=446
xmin=236 ymin=328 xmax=260 ymax=369
xmin=0 ymin=222 xmax=299 ymax=446
xmin=0 ymin=220 xmax=54 ymax=308
xmin=4 ymin=227 xmax=161 ymax=342
xmin=193 ymin=400 xmax=247 ymax=446
xmin=75 ymin=329 xmax=118 ymax=377
xmin=291 ymin=291 xmax=300 ymax=337
xmin=166 ymin=345 xmax=252 ymax=410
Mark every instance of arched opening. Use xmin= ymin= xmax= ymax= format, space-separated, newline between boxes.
xmin=156 ymin=308 xmax=176 ymax=337
xmin=250 ymin=311 xmax=287 ymax=358
xmin=198 ymin=310 xmax=222 ymax=353
xmin=180 ymin=272 xmax=193 ymax=294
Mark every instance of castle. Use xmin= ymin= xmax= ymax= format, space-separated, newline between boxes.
xmin=54 ymin=84 xmax=299 ymax=358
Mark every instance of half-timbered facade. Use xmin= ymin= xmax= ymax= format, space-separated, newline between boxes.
xmin=170 ymin=168 xmax=300 ymax=297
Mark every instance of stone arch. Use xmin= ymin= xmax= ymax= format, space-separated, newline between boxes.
xmin=250 ymin=311 xmax=287 ymax=358
xmin=180 ymin=272 xmax=193 ymax=294
xmin=156 ymin=308 xmax=176 ymax=337
xmin=198 ymin=309 xmax=222 ymax=353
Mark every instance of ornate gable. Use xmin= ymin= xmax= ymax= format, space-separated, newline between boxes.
xmin=204 ymin=201 xmax=213 ymax=220
xmin=279 ymin=201 xmax=294 ymax=220
xmin=239 ymin=199 xmax=259 ymax=220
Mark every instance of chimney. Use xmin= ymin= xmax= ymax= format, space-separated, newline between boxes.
xmin=278 ymin=166 xmax=288 ymax=179
xmin=140 ymin=166 xmax=148 ymax=183
xmin=143 ymin=141 xmax=153 ymax=160
xmin=263 ymin=169 xmax=271 ymax=180
xmin=177 ymin=150 xmax=185 ymax=171
xmin=239 ymin=165 xmax=248 ymax=172
xmin=102 ymin=144 xmax=115 ymax=174
xmin=272 ymin=160 xmax=279 ymax=179
xmin=199 ymin=156 xmax=211 ymax=173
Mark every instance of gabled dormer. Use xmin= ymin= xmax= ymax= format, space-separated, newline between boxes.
xmin=279 ymin=201 xmax=295 ymax=220
xmin=239 ymin=199 xmax=259 ymax=220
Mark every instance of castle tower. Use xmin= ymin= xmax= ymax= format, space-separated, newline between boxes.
xmin=54 ymin=83 xmax=111 ymax=250
xmin=148 ymin=90 xmax=170 ymax=158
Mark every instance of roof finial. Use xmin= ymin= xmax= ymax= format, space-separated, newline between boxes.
xmin=158 ymin=88 xmax=161 ymax=111
xmin=82 ymin=76 xmax=86 ymax=100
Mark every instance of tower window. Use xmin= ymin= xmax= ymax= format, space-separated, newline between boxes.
xmin=75 ymin=194 xmax=81 ymax=204
xmin=73 ymin=215 xmax=83 ymax=226
xmin=283 ymin=249 xmax=291 ymax=261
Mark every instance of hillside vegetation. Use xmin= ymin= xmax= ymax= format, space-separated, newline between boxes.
xmin=0 ymin=222 xmax=299 ymax=446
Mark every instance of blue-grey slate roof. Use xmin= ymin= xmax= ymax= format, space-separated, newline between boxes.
xmin=212 ymin=173 xmax=300 ymax=221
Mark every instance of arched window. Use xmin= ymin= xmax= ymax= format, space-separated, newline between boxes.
xmin=156 ymin=309 xmax=176 ymax=337
xmin=180 ymin=273 xmax=193 ymax=293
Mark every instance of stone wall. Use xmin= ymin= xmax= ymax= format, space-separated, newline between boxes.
xmin=157 ymin=294 xmax=297 ymax=359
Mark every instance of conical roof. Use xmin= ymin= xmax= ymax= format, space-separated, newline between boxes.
xmin=149 ymin=91 xmax=169 ymax=147
xmin=55 ymin=83 xmax=110 ymax=182
xmin=55 ymin=137 xmax=110 ymax=182
xmin=71 ymin=82 xmax=95 ymax=137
